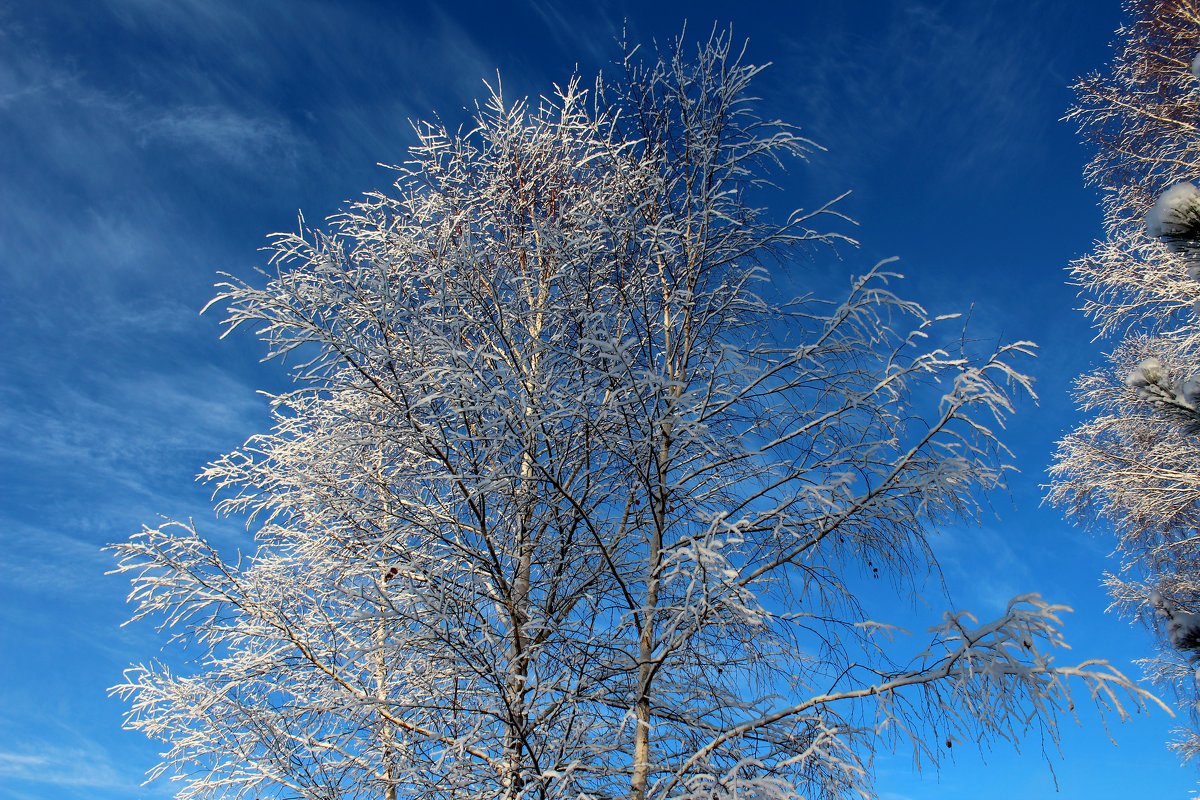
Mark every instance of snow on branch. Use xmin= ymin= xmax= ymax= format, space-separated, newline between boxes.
xmin=115 ymin=29 xmax=1165 ymax=800
xmin=1146 ymin=182 xmax=1200 ymax=242
xmin=655 ymin=595 xmax=1163 ymax=799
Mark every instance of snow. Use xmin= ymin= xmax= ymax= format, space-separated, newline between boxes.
xmin=1120 ymin=357 xmax=1200 ymax=408
xmin=1170 ymin=610 xmax=1200 ymax=652
xmin=1145 ymin=181 xmax=1200 ymax=239
xmin=1178 ymin=377 xmax=1200 ymax=408
xmin=1191 ymin=52 xmax=1200 ymax=80
xmin=1124 ymin=356 xmax=1164 ymax=390
xmin=1152 ymin=593 xmax=1200 ymax=652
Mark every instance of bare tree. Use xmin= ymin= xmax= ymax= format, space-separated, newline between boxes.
xmin=1049 ymin=0 xmax=1200 ymax=766
xmin=116 ymin=32 xmax=1158 ymax=800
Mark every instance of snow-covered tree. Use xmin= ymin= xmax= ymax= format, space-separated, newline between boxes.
xmin=116 ymin=32 xmax=1158 ymax=800
xmin=1049 ymin=0 xmax=1200 ymax=765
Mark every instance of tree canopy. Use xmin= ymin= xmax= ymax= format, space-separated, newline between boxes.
xmin=1051 ymin=0 xmax=1200 ymax=766
xmin=115 ymin=32 xmax=1157 ymax=800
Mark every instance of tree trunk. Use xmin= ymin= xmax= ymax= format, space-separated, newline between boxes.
xmin=631 ymin=420 xmax=671 ymax=800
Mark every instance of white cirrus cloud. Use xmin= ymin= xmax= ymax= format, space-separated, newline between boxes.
xmin=137 ymin=104 xmax=301 ymax=167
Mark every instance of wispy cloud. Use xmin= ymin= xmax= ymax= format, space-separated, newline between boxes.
xmin=0 ymin=44 xmax=305 ymax=177
xmin=0 ymin=739 xmax=173 ymax=799
xmin=931 ymin=523 xmax=1035 ymax=615
xmin=138 ymin=104 xmax=301 ymax=168
xmin=525 ymin=0 xmax=623 ymax=67
xmin=0 ymin=362 xmax=266 ymax=507
xmin=779 ymin=1 xmax=1062 ymax=195
xmin=0 ymin=746 xmax=122 ymax=789
xmin=0 ymin=521 xmax=114 ymax=599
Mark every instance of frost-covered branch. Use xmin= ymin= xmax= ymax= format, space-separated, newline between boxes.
xmin=1052 ymin=0 xmax=1200 ymax=768
xmin=115 ymin=29 xmax=1158 ymax=800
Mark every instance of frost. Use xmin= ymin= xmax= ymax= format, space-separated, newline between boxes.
xmin=1145 ymin=181 xmax=1200 ymax=239
xmin=1052 ymin=2 xmax=1200 ymax=768
xmin=113 ymin=31 xmax=1163 ymax=800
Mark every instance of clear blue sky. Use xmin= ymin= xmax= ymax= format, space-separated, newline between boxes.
xmin=0 ymin=0 xmax=1192 ymax=797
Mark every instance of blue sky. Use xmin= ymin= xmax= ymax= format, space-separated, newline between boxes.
xmin=0 ymin=0 xmax=1194 ymax=797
